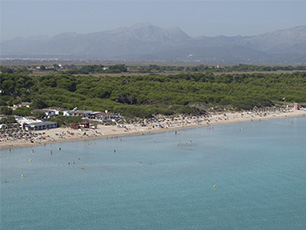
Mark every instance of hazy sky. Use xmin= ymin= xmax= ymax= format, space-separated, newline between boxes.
xmin=1 ymin=0 xmax=306 ymax=41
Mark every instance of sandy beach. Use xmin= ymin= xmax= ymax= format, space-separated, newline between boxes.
xmin=1 ymin=109 xmax=305 ymax=150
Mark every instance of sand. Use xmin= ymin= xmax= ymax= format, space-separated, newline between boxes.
xmin=1 ymin=109 xmax=305 ymax=150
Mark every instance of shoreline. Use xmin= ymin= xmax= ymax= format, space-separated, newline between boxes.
xmin=1 ymin=109 xmax=305 ymax=150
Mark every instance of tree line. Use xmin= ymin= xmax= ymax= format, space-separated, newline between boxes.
xmin=1 ymin=71 xmax=306 ymax=117
xmin=2 ymin=64 xmax=306 ymax=75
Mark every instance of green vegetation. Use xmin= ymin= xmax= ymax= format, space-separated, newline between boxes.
xmin=0 ymin=116 xmax=17 ymax=124
xmin=60 ymin=65 xmax=105 ymax=74
xmin=0 ymin=66 xmax=33 ymax=74
xmin=12 ymin=107 xmax=32 ymax=116
xmin=216 ymin=64 xmax=306 ymax=72
xmin=45 ymin=116 xmax=82 ymax=127
xmin=185 ymin=64 xmax=306 ymax=73
xmin=3 ymin=63 xmax=306 ymax=76
xmin=0 ymin=106 xmax=13 ymax=115
xmin=59 ymin=64 xmax=127 ymax=74
xmin=137 ymin=65 xmax=185 ymax=73
xmin=1 ymin=71 xmax=306 ymax=117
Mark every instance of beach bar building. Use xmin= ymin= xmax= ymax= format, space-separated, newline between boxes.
xmin=93 ymin=112 xmax=122 ymax=121
xmin=63 ymin=110 xmax=122 ymax=122
xmin=63 ymin=110 xmax=95 ymax=118
xmin=17 ymin=118 xmax=57 ymax=131
xmin=27 ymin=121 xmax=57 ymax=130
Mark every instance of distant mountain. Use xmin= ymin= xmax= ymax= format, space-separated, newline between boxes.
xmin=247 ymin=26 xmax=306 ymax=54
xmin=1 ymin=23 xmax=306 ymax=64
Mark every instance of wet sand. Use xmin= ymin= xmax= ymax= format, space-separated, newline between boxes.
xmin=1 ymin=109 xmax=305 ymax=150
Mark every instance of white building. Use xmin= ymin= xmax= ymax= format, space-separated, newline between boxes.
xmin=16 ymin=117 xmax=57 ymax=130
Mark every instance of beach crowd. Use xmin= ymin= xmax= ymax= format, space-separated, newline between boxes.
xmin=1 ymin=108 xmax=305 ymax=149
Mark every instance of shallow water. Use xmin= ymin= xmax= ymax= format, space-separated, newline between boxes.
xmin=1 ymin=117 xmax=306 ymax=229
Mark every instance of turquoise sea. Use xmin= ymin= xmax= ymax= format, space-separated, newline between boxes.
xmin=1 ymin=117 xmax=306 ymax=230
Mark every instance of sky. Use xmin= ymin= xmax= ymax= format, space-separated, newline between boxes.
xmin=1 ymin=0 xmax=306 ymax=41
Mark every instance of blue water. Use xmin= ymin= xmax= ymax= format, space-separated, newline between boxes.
xmin=1 ymin=117 xmax=306 ymax=230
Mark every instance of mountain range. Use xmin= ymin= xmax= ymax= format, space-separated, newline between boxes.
xmin=1 ymin=23 xmax=306 ymax=64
